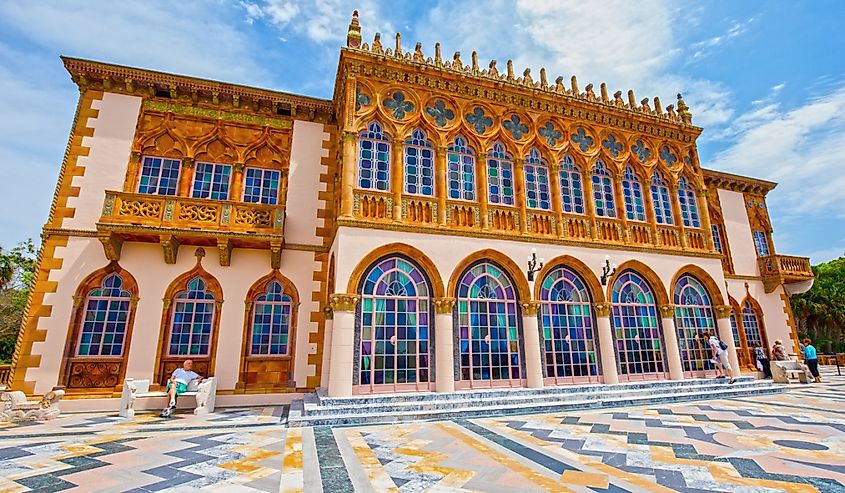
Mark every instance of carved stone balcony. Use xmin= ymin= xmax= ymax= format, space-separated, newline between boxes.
xmin=758 ymin=254 xmax=814 ymax=294
xmin=96 ymin=190 xmax=285 ymax=266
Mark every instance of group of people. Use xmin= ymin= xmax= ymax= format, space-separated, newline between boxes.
xmin=752 ymin=338 xmax=822 ymax=383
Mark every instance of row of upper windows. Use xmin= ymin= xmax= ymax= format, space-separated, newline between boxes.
xmin=710 ymin=224 xmax=772 ymax=259
xmin=358 ymin=122 xmax=702 ymax=228
xmin=139 ymin=156 xmax=281 ymax=205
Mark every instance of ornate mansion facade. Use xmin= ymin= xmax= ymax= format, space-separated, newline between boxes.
xmin=9 ymin=14 xmax=814 ymax=404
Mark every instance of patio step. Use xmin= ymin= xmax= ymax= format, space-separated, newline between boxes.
xmin=287 ymin=377 xmax=784 ymax=427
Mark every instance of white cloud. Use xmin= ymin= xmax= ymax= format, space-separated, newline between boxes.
xmin=689 ymin=17 xmax=755 ymax=61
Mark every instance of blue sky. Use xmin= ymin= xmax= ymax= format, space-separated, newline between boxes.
xmin=1 ymin=0 xmax=843 ymax=263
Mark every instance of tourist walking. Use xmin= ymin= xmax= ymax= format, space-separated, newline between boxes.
xmin=771 ymin=340 xmax=789 ymax=361
xmin=702 ymin=331 xmax=735 ymax=384
xmin=754 ymin=345 xmax=772 ymax=379
xmin=802 ymin=338 xmax=822 ymax=383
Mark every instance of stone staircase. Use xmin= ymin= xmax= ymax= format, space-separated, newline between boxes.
xmin=287 ymin=377 xmax=783 ymax=427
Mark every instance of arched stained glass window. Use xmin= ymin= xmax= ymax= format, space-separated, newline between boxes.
xmin=404 ymin=129 xmax=434 ymax=196
xmin=359 ymin=257 xmax=432 ymax=391
xmin=357 ymin=121 xmax=390 ymax=191
xmin=611 ymin=271 xmax=664 ymax=378
xmin=742 ymin=300 xmax=763 ymax=349
xmin=621 ymin=166 xmax=645 ymax=222
xmin=677 ymin=175 xmax=701 ymax=228
xmin=169 ymin=277 xmax=215 ymax=356
xmin=487 ymin=142 xmax=515 ymax=205
xmin=249 ymin=280 xmax=293 ymax=356
xmin=673 ymin=275 xmax=717 ymax=376
xmin=457 ymin=262 xmax=522 ymax=386
xmin=591 ymin=160 xmax=616 ymax=218
xmin=650 ymin=171 xmax=674 ymax=225
xmin=524 ymin=147 xmax=551 ymax=210
xmin=730 ymin=312 xmax=740 ymax=347
xmin=559 ymin=155 xmax=584 ymax=214
xmin=447 ymin=135 xmax=476 ymax=201
xmin=540 ymin=266 xmax=599 ymax=383
xmin=77 ymin=274 xmax=132 ymax=356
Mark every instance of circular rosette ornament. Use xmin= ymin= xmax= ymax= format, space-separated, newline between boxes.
xmin=381 ymin=89 xmax=417 ymax=121
xmin=537 ymin=121 xmax=566 ymax=150
xmin=502 ymin=113 xmax=531 ymax=142
xmin=464 ymin=105 xmax=496 ymax=136
xmin=629 ymin=136 xmax=657 ymax=166
xmin=569 ymin=126 xmax=598 ymax=156
xmin=600 ymin=132 xmax=627 ymax=162
xmin=423 ymin=97 xmax=458 ymax=130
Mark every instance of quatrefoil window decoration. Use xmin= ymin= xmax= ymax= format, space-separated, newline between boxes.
xmin=425 ymin=100 xmax=455 ymax=127
xmin=571 ymin=127 xmax=594 ymax=152
xmin=355 ymin=85 xmax=370 ymax=112
xmin=503 ymin=114 xmax=529 ymax=140
xmin=684 ymin=153 xmax=693 ymax=166
xmin=383 ymin=91 xmax=414 ymax=120
xmin=602 ymin=134 xmax=623 ymax=158
xmin=632 ymin=139 xmax=652 ymax=163
xmin=538 ymin=122 xmax=562 ymax=146
xmin=465 ymin=107 xmax=493 ymax=134
xmin=659 ymin=146 xmax=678 ymax=166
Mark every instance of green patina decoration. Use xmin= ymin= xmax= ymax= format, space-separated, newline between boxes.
xmin=143 ymin=100 xmax=292 ymax=129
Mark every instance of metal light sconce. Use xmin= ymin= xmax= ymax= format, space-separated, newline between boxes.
xmin=600 ymin=255 xmax=617 ymax=286
xmin=527 ymin=248 xmax=544 ymax=282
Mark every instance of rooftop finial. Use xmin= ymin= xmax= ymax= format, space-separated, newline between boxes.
xmin=434 ymin=42 xmax=442 ymax=66
xmin=677 ymin=93 xmax=692 ymax=124
xmin=346 ymin=11 xmax=362 ymax=48
xmin=395 ymin=32 xmax=402 ymax=58
xmin=506 ymin=60 xmax=515 ymax=82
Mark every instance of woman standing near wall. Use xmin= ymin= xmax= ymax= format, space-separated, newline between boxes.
xmin=802 ymin=338 xmax=821 ymax=383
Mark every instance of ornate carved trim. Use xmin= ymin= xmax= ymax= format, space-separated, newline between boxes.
xmin=433 ymin=297 xmax=456 ymax=314
xmin=659 ymin=304 xmax=676 ymax=318
xmin=159 ymin=234 xmax=180 ymax=264
xmin=521 ymin=301 xmax=541 ymax=316
xmin=97 ymin=231 xmax=123 ymax=261
xmin=329 ymin=293 xmax=359 ymax=312
xmin=269 ymin=240 xmax=283 ymax=269
xmin=217 ymin=239 xmax=232 ymax=267
xmin=593 ymin=302 xmax=612 ymax=317
xmin=713 ymin=304 xmax=732 ymax=319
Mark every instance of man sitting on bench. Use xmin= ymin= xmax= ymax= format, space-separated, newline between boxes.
xmin=162 ymin=359 xmax=202 ymax=417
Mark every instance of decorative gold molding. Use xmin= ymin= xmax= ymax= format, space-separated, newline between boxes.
xmin=329 ymin=293 xmax=359 ymax=312
xmin=714 ymin=304 xmax=732 ymax=319
xmin=593 ymin=302 xmax=612 ymax=317
xmin=702 ymin=168 xmax=776 ymax=195
xmin=659 ymin=304 xmax=676 ymax=318
xmin=217 ymin=239 xmax=232 ymax=267
xmin=269 ymin=240 xmax=283 ymax=269
xmin=521 ymin=301 xmax=541 ymax=316
xmin=97 ymin=231 xmax=123 ymax=261
xmin=143 ymin=100 xmax=293 ymax=130
xmin=160 ymin=234 xmax=180 ymax=264
xmin=433 ymin=297 xmax=456 ymax=314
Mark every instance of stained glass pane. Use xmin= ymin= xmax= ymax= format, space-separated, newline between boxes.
xmin=611 ymin=271 xmax=664 ymax=376
xmin=358 ymin=121 xmax=391 ymax=191
xmin=677 ymin=175 xmax=700 ymax=228
xmin=673 ymin=275 xmax=716 ymax=374
xmin=559 ymin=155 xmax=585 ymax=214
xmin=742 ymin=301 xmax=763 ymax=349
xmin=169 ymin=277 xmax=214 ymax=356
xmin=138 ymin=156 xmax=181 ymax=195
xmin=192 ymin=162 xmax=231 ymax=200
xmin=524 ymin=148 xmax=551 ymax=210
xmin=243 ymin=167 xmax=280 ymax=204
xmin=753 ymin=230 xmax=770 ymax=256
xmin=621 ymin=166 xmax=645 ymax=221
xmin=250 ymin=280 xmax=293 ymax=355
xmin=404 ymin=129 xmax=434 ymax=196
xmin=591 ymin=161 xmax=616 ymax=218
xmin=487 ymin=142 xmax=515 ymax=205
xmin=650 ymin=171 xmax=674 ymax=225
xmin=77 ymin=274 xmax=131 ymax=356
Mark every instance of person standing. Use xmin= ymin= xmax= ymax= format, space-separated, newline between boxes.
xmin=754 ymin=345 xmax=772 ymax=379
xmin=702 ymin=331 xmax=736 ymax=384
xmin=802 ymin=338 xmax=821 ymax=383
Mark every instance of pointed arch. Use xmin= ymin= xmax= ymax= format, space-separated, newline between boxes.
xmin=347 ymin=243 xmax=444 ymax=299
xmin=621 ymin=164 xmax=646 ymax=222
xmin=448 ymin=249 xmax=530 ymax=303
xmin=533 ymin=255 xmax=604 ymax=302
xmin=191 ymin=121 xmax=239 ymax=164
xmin=669 ymin=265 xmax=725 ymax=306
xmin=486 ymin=140 xmax=516 ymax=205
xmin=137 ymin=113 xmax=188 ymax=159
xmin=558 ymin=154 xmax=586 ymax=215
xmin=524 ymin=146 xmax=551 ymax=210
xmin=154 ymin=260 xmax=224 ymax=386
xmin=740 ymin=293 xmax=768 ymax=356
xmin=357 ymin=119 xmax=392 ymax=192
xmin=673 ymin=273 xmax=718 ymax=377
xmin=605 ymin=260 xmax=670 ymax=306
xmin=446 ymin=133 xmax=478 ymax=201
xmin=590 ymin=159 xmax=617 ymax=218
xmin=404 ymin=127 xmax=435 ymax=196
xmin=58 ymin=262 xmax=139 ymax=392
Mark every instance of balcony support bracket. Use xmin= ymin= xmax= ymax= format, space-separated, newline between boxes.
xmin=97 ymin=231 xmax=123 ymax=262
xmin=270 ymin=240 xmax=283 ymax=269
xmin=160 ymin=234 xmax=181 ymax=264
xmin=218 ymin=239 xmax=233 ymax=267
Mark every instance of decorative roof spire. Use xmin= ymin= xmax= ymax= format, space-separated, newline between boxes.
xmin=677 ymin=93 xmax=692 ymax=124
xmin=346 ymin=11 xmax=361 ymax=48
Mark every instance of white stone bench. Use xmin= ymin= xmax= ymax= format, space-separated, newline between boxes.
xmin=771 ymin=360 xmax=810 ymax=384
xmin=1 ymin=389 xmax=65 ymax=422
xmin=119 ymin=377 xmax=216 ymax=418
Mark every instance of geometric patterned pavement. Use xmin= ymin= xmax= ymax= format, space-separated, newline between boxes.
xmin=1 ymin=366 xmax=843 ymax=492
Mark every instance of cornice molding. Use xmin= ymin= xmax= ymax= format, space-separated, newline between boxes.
xmin=702 ymin=168 xmax=777 ymax=195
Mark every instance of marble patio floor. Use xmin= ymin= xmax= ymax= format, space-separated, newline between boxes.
xmin=1 ymin=366 xmax=844 ymax=492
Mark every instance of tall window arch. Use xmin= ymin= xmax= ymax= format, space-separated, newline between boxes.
xmin=621 ymin=165 xmax=645 ymax=221
xmin=540 ymin=266 xmax=599 ymax=384
xmin=447 ymin=135 xmax=476 ymax=201
xmin=742 ymin=300 xmax=764 ymax=351
xmin=456 ymin=261 xmax=522 ymax=388
xmin=358 ymin=256 xmax=433 ymax=393
xmin=559 ymin=155 xmax=585 ymax=214
xmin=404 ymin=129 xmax=434 ymax=196
xmin=357 ymin=121 xmax=390 ymax=191
xmin=168 ymin=277 xmax=215 ymax=357
xmin=524 ymin=147 xmax=551 ymax=210
xmin=611 ymin=271 xmax=665 ymax=380
xmin=487 ymin=142 xmax=515 ymax=205
xmin=76 ymin=274 xmax=132 ymax=357
xmin=650 ymin=171 xmax=674 ymax=225
xmin=673 ymin=275 xmax=717 ymax=378
xmin=249 ymin=280 xmax=294 ymax=356
xmin=677 ymin=175 xmax=701 ymax=228
xmin=591 ymin=160 xmax=616 ymax=218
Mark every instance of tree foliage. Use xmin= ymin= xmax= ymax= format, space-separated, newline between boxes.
xmin=0 ymin=239 xmax=36 ymax=363
xmin=791 ymin=255 xmax=845 ymax=353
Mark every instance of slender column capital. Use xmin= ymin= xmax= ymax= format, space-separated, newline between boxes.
xmin=593 ymin=302 xmax=612 ymax=317
xmin=696 ymin=188 xmax=709 ymax=198
xmin=329 ymin=293 xmax=359 ymax=312
xmin=342 ymin=130 xmax=357 ymax=142
xmin=659 ymin=304 xmax=676 ymax=318
xmin=323 ymin=304 xmax=334 ymax=320
xmin=433 ymin=297 xmax=456 ymax=314
xmin=714 ymin=304 xmax=732 ymax=319
xmin=521 ymin=301 xmax=541 ymax=316
xmin=436 ymin=145 xmax=448 ymax=156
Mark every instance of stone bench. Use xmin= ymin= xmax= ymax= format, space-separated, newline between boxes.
xmin=1 ymin=389 xmax=65 ymax=422
xmin=771 ymin=360 xmax=810 ymax=384
xmin=119 ymin=377 xmax=216 ymax=418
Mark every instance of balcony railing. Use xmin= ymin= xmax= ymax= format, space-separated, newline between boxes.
xmin=100 ymin=191 xmax=284 ymax=235
xmin=758 ymin=254 xmax=814 ymax=293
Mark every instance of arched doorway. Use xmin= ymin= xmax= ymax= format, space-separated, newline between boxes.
xmin=455 ymin=261 xmax=524 ymax=389
xmin=539 ymin=266 xmax=600 ymax=384
xmin=611 ymin=271 xmax=667 ymax=381
xmin=674 ymin=274 xmax=718 ymax=378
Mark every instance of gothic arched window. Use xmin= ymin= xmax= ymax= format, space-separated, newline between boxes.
xmin=591 ymin=160 xmax=616 ymax=218
xmin=168 ymin=277 xmax=215 ymax=357
xmin=249 ymin=280 xmax=293 ymax=356
xmin=674 ymin=275 xmax=717 ymax=377
xmin=524 ymin=147 xmax=551 ymax=210
xmin=487 ymin=142 xmax=515 ymax=205
xmin=559 ymin=155 xmax=585 ymax=214
xmin=650 ymin=171 xmax=674 ymax=225
xmin=621 ymin=165 xmax=645 ymax=221
xmin=677 ymin=175 xmax=701 ymax=228
xmin=357 ymin=121 xmax=391 ymax=191
xmin=742 ymin=300 xmax=764 ymax=349
xmin=404 ymin=129 xmax=434 ymax=196
xmin=76 ymin=274 xmax=132 ymax=356
xmin=611 ymin=271 xmax=664 ymax=378
xmin=447 ymin=135 xmax=476 ymax=201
